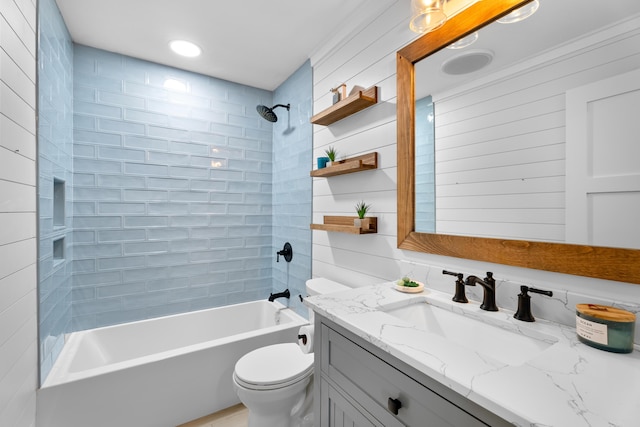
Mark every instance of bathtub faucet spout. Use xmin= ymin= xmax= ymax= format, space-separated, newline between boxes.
xmin=268 ymin=289 xmax=291 ymax=302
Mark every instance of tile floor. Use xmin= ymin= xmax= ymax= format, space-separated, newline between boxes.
xmin=178 ymin=404 xmax=248 ymax=427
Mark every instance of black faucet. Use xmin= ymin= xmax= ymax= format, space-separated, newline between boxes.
xmin=442 ymin=270 xmax=467 ymax=303
xmin=465 ymin=272 xmax=498 ymax=311
xmin=268 ymin=289 xmax=290 ymax=302
xmin=514 ymin=286 xmax=553 ymax=322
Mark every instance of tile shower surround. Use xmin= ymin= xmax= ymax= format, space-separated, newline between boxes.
xmin=71 ymin=45 xmax=280 ymax=331
xmin=272 ymin=61 xmax=313 ymax=319
xmin=37 ymin=0 xmax=313 ymax=380
xmin=38 ymin=0 xmax=74 ymax=381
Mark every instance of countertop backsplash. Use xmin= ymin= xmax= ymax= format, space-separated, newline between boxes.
xmin=399 ymin=261 xmax=640 ymax=344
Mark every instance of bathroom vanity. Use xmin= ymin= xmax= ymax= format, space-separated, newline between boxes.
xmin=305 ymin=283 xmax=640 ymax=426
xmin=315 ymin=318 xmax=509 ymax=426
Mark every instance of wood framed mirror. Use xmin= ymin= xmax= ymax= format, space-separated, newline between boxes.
xmin=397 ymin=0 xmax=640 ymax=284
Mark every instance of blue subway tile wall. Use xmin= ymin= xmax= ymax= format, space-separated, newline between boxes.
xmin=272 ymin=60 xmax=313 ymax=318
xmin=415 ymin=96 xmax=435 ymax=233
xmin=38 ymin=0 xmax=74 ymax=381
xmin=72 ymin=45 xmax=275 ymax=330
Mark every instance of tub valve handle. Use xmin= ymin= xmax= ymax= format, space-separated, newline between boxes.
xmin=276 ymin=242 xmax=293 ymax=263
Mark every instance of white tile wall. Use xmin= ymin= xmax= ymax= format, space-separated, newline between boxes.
xmin=0 ymin=0 xmax=38 ymax=425
xmin=309 ymin=1 xmax=640 ymax=330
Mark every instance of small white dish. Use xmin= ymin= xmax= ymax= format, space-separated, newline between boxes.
xmin=394 ymin=281 xmax=425 ymax=293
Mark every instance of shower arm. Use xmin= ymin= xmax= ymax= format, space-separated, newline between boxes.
xmin=271 ymin=104 xmax=290 ymax=111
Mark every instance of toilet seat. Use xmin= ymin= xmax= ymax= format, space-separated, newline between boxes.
xmin=234 ymin=343 xmax=314 ymax=391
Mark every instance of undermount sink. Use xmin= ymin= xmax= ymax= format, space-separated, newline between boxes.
xmin=381 ymin=300 xmax=557 ymax=366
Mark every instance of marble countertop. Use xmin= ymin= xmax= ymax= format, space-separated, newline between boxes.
xmin=304 ymin=282 xmax=640 ymax=427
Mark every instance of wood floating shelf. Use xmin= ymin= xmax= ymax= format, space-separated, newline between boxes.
xmin=310 ymin=216 xmax=378 ymax=234
xmin=310 ymin=152 xmax=378 ymax=177
xmin=310 ymin=86 xmax=379 ymax=126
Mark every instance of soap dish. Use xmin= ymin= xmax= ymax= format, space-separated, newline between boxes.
xmin=395 ymin=281 xmax=425 ymax=293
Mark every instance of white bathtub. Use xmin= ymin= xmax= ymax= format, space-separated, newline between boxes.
xmin=36 ymin=300 xmax=308 ymax=427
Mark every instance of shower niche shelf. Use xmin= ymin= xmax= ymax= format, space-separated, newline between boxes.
xmin=311 ymin=216 xmax=378 ymax=234
xmin=310 ymin=86 xmax=378 ymax=126
xmin=310 ymin=152 xmax=378 ymax=177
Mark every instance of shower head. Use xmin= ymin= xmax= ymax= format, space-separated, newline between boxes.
xmin=256 ymin=103 xmax=290 ymax=122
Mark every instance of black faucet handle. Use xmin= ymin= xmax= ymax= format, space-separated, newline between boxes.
xmin=514 ymin=285 xmax=553 ymax=322
xmin=443 ymin=270 xmax=468 ymax=303
xmin=443 ymin=270 xmax=464 ymax=281
xmin=527 ymin=286 xmax=553 ymax=297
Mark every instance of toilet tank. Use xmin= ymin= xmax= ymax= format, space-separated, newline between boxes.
xmin=305 ymin=278 xmax=349 ymax=322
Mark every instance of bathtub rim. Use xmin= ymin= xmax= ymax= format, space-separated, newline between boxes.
xmin=41 ymin=300 xmax=308 ymax=389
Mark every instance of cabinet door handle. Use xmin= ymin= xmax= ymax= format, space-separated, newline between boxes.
xmin=387 ymin=397 xmax=402 ymax=415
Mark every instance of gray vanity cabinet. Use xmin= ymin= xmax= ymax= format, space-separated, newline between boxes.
xmin=314 ymin=316 xmax=511 ymax=427
xmin=320 ymin=378 xmax=384 ymax=427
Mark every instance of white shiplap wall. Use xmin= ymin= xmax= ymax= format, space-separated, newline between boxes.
xmin=310 ymin=2 xmax=640 ymax=312
xmin=311 ymin=0 xmax=422 ymax=286
xmin=433 ymin=18 xmax=640 ymax=242
xmin=0 ymin=0 xmax=38 ymax=426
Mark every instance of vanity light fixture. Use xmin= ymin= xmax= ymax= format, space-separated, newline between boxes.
xmin=409 ymin=0 xmax=480 ymax=34
xmin=409 ymin=0 xmax=447 ymax=34
xmin=497 ymin=0 xmax=539 ymax=24
xmin=169 ymin=40 xmax=202 ymax=57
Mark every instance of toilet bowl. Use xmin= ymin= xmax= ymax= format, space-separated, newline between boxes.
xmin=232 ymin=278 xmax=349 ymax=427
xmin=233 ymin=343 xmax=314 ymax=427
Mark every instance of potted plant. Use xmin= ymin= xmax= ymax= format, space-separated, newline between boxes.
xmin=354 ymin=200 xmax=371 ymax=229
xmin=325 ymin=146 xmax=338 ymax=166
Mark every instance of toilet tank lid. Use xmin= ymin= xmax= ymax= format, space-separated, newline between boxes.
xmin=306 ymin=278 xmax=350 ymax=296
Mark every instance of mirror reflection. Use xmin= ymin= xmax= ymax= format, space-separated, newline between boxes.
xmin=414 ymin=0 xmax=640 ymax=250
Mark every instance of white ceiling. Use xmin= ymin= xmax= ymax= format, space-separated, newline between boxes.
xmin=416 ymin=0 xmax=640 ymax=98
xmin=55 ymin=0 xmax=377 ymax=91
xmin=56 ymin=0 xmax=640 ymax=94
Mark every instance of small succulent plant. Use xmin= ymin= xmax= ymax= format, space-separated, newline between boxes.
xmin=355 ymin=201 xmax=371 ymax=219
xmin=396 ymin=276 xmax=420 ymax=287
xmin=325 ymin=146 xmax=337 ymax=162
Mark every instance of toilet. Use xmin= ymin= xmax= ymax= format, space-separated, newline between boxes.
xmin=232 ymin=278 xmax=349 ymax=427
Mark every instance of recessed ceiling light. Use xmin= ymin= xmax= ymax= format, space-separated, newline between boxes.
xmin=169 ymin=40 xmax=202 ymax=57
xmin=442 ymin=50 xmax=494 ymax=75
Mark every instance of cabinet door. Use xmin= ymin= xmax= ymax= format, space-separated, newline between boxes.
xmin=322 ymin=325 xmax=489 ymax=427
xmin=320 ymin=379 xmax=391 ymax=427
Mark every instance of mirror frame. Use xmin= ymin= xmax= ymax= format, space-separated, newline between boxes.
xmin=397 ymin=0 xmax=640 ymax=284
